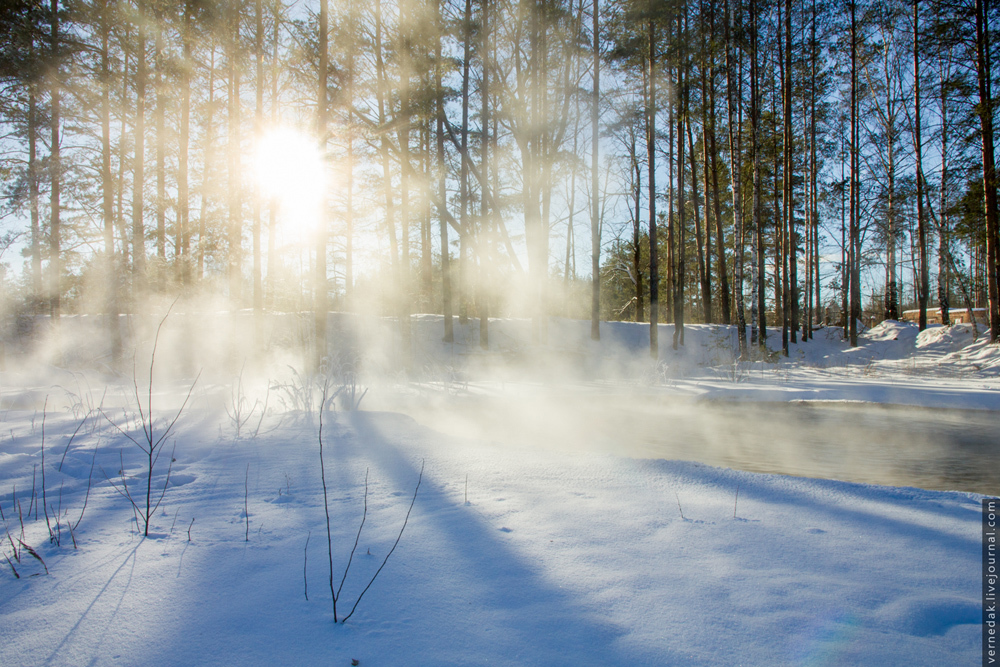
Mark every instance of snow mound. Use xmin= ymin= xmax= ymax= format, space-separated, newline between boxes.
xmin=876 ymin=595 xmax=980 ymax=637
xmin=916 ymin=323 xmax=976 ymax=353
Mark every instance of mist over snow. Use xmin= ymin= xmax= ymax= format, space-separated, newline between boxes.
xmin=0 ymin=312 xmax=994 ymax=666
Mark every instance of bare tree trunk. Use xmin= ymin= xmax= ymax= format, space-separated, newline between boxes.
xmin=199 ymin=45 xmax=218 ymax=283
xmin=253 ymin=0 xmax=264 ymax=317
xmin=938 ymin=55 xmax=951 ymax=325
xmin=228 ymin=1 xmax=243 ymax=305
xmin=785 ymin=0 xmax=797 ymax=345
xmin=750 ymin=0 xmax=764 ymax=348
xmin=914 ymin=0 xmax=928 ymax=330
xmin=117 ymin=39 xmax=130 ymax=275
xmin=590 ymin=0 xmax=601 ymax=340
xmin=100 ymin=0 xmax=121 ymax=357
xmin=49 ymin=0 xmax=61 ymax=323
xmin=345 ymin=0 xmax=356 ymax=305
xmin=725 ymin=0 xmax=746 ymax=354
xmin=647 ymin=17 xmax=658 ymax=358
xmin=133 ymin=0 xmax=147 ymax=292
xmin=266 ymin=1 xmax=280 ymax=306
xmin=849 ymin=0 xmax=860 ymax=347
xmin=811 ymin=0 xmax=820 ymax=335
xmin=421 ymin=123 xmax=433 ymax=310
xmin=632 ymin=128 xmax=644 ymax=323
xmin=179 ymin=1 xmax=193 ymax=287
xmin=688 ymin=122 xmax=710 ymax=323
xmin=154 ymin=10 xmax=166 ymax=267
xmin=28 ymin=88 xmax=42 ymax=309
xmin=674 ymin=32 xmax=687 ymax=351
xmin=316 ymin=0 xmax=328 ymax=365
xmin=976 ymin=0 xmax=999 ymax=341
xmin=459 ymin=0 xmax=473 ymax=325
xmin=705 ymin=2 xmax=729 ymax=325
xmin=398 ymin=0 xmax=413 ymax=366
xmin=480 ymin=0 xmax=491 ymax=350
xmin=437 ymin=0 xmax=453 ymax=342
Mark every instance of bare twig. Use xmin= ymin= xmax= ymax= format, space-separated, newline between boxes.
xmin=304 ymin=531 xmax=311 ymax=601
xmin=103 ymin=300 xmax=200 ymax=537
xmin=317 ymin=381 xmax=338 ymax=620
xmin=734 ymin=483 xmax=740 ymax=520
xmin=244 ymin=462 xmax=250 ymax=542
xmin=337 ymin=469 xmax=369 ymax=599
xmin=41 ymin=396 xmax=52 ymax=541
xmin=74 ymin=438 xmax=100 ymax=532
xmin=675 ymin=492 xmax=686 ymax=521
xmin=251 ymin=385 xmax=271 ymax=439
xmin=341 ymin=460 xmax=424 ymax=624
xmin=28 ymin=465 xmax=36 ymax=521
xmin=57 ymin=412 xmax=91 ymax=472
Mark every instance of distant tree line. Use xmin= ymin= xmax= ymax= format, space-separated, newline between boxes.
xmin=0 ymin=0 xmax=998 ymax=365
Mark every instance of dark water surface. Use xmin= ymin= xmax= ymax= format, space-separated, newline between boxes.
xmin=387 ymin=388 xmax=1000 ymax=496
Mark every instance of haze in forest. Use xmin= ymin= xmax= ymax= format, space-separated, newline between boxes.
xmin=1 ymin=0 xmax=999 ymax=376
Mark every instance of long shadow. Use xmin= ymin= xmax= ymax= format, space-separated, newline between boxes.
xmin=656 ymin=458 xmax=981 ymax=556
xmin=45 ymin=541 xmax=140 ymax=665
xmin=332 ymin=410 xmax=651 ymax=664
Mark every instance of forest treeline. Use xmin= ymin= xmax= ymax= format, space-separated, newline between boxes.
xmin=0 ymin=0 xmax=998 ymax=365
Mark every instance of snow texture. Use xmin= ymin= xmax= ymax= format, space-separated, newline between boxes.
xmin=0 ymin=317 xmax=992 ymax=666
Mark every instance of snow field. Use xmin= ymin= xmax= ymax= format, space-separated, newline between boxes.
xmin=0 ymin=399 xmax=984 ymax=666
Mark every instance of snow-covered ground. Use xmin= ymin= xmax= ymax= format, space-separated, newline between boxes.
xmin=0 ymin=316 xmax=992 ymax=665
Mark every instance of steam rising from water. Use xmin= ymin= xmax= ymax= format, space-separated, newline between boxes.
xmin=1 ymin=308 xmax=997 ymax=496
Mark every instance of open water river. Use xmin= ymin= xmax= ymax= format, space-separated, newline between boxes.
xmin=383 ymin=388 xmax=1000 ymax=496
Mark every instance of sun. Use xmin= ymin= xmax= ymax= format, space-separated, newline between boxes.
xmin=254 ymin=126 xmax=325 ymax=233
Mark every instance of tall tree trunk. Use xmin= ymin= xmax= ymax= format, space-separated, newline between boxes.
xmin=100 ymin=0 xmax=121 ymax=357
xmin=28 ymin=88 xmax=42 ymax=308
xmin=590 ymin=0 xmax=601 ymax=340
xmin=647 ymin=17 xmax=658 ymax=358
xmin=49 ymin=0 xmax=61 ymax=322
xmin=938 ymin=57 xmax=951 ymax=325
xmin=316 ymin=0 xmax=328 ymax=365
xmin=421 ymin=123 xmax=433 ymax=311
xmin=132 ymin=0 xmax=147 ymax=292
xmin=811 ymin=0 xmax=820 ymax=334
xmin=849 ymin=0 xmax=860 ymax=347
xmin=179 ymin=1 xmax=193 ymax=287
xmin=914 ymin=0 xmax=928 ymax=330
xmin=725 ymin=0 xmax=746 ymax=354
xmin=459 ymin=0 xmax=473 ymax=325
xmin=199 ymin=45 xmax=218 ymax=283
xmin=975 ymin=0 xmax=999 ymax=341
xmin=841 ymin=155 xmax=848 ymax=338
xmin=266 ymin=1 xmax=280 ymax=306
xmin=632 ymin=128 xmax=644 ymax=322
xmin=689 ymin=122 xmax=710 ymax=323
xmin=154 ymin=11 xmax=166 ymax=266
xmin=750 ymin=0 xmax=764 ymax=348
xmin=437 ymin=0 xmax=453 ymax=342
xmin=785 ymin=0 xmax=797 ymax=345
xmin=674 ymin=40 xmax=687 ymax=351
xmin=228 ymin=1 xmax=243 ymax=305
xmin=480 ymin=0 xmax=491 ymax=350
xmin=117 ymin=39 xmax=130 ymax=274
xmin=705 ymin=3 xmax=730 ymax=325
xmin=345 ymin=0 xmax=355 ymax=305
xmin=253 ymin=0 xmax=264 ymax=317
xmin=398 ymin=0 xmax=412 ymax=366
xmin=774 ymin=63 xmax=786 ymax=356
